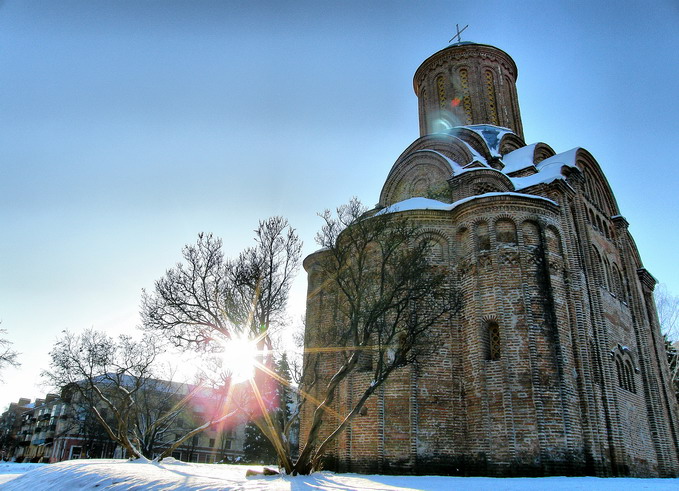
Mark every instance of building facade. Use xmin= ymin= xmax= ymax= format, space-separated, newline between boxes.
xmin=301 ymin=42 xmax=679 ymax=477
xmin=0 ymin=383 xmax=246 ymax=464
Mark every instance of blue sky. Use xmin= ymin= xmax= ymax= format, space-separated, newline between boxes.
xmin=1 ymin=0 xmax=678 ymax=409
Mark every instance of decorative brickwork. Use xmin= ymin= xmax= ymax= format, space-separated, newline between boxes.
xmin=301 ymin=42 xmax=679 ymax=477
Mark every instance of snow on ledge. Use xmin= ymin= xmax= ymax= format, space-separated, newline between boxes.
xmin=377 ymin=193 xmax=557 ymax=216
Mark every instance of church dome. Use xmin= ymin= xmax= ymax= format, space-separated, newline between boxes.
xmin=413 ymin=42 xmax=523 ymax=139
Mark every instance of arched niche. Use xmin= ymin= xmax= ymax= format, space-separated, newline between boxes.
xmin=379 ymin=150 xmax=454 ymax=207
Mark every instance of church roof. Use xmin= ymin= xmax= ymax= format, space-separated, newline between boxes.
xmin=378 ymin=123 xmax=584 ymax=211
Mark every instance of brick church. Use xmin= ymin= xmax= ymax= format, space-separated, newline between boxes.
xmin=301 ymin=41 xmax=679 ymax=476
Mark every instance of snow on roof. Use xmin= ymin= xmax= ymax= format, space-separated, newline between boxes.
xmin=377 ymin=193 xmax=557 ymax=216
xmin=536 ymin=147 xmax=580 ymax=170
xmin=501 ymin=143 xmax=538 ymax=174
xmin=509 ymin=148 xmax=580 ymax=191
xmin=462 ymin=125 xmax=513 ymax=157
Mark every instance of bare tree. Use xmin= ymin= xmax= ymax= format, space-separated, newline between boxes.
xmin=291 ymin=198 xmax=460 ymax=474
xmin=140 ymin=233 xmax=237 ymax=349
xmin=141 ymin=217 xmax=301 ymax=351
xmin=43 ymin=329 xmax=236 ymax=460
xmin=0 ymin=327 xmax=20 ymax=381
xmin=139 ymin=206 xmax=457 ymax=474
xmin=655 ymin=284 xmax=679 ymax=401
xmin=140 ymin=217 xmax=302 ymax=465
xmin=132 ymin=376 xmax=188 ymax=458
xmin=231 ymin=216 xmax=303 ymax=347
xmin=656 ymin=284 xmax=679 ymax=341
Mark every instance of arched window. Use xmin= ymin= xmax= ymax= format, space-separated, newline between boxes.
xmin=476 ymin=222 xmax=490 ymax=251
xmin=612 ymin=263 xmax=624 ymax=300
xmin=615 ymin=356 xmax=625 ymax=390
xmin=496 ymin=218 xmax=517 ymax=245
xmin=603 ymin=257 xmax=611 ymax=291
xmin=419 ymin=233 xmax=447 ymax=263
xmin=545 ymin=226 xmax=562 ymax=255
xmin=484 ymin=70 xmax=499 ymax=125
xmin=614 ymin=350 xmax=637 ymax=393
xmin=357 ymin=345 xmax=373 ymax=372
xmin=625 ymin=360 xmax=636 ymax=393
xmin=486 ymin=321 xmax=501 ymax=361
xmin=591 ymin=247 xmax=603 ymax=286
xmin=589 ymin=209 xmax=596 ymax=229
xmin=521 ymin=221 xmax=540 ymax=248
xmin=457 ymin=227 xmax=471 ymax=257
xmin=436 ymin=75 xmax=448 ymax=110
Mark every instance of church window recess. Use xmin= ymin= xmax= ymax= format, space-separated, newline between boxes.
xmin=603 ymin=257 xmax=612 ymax=291
xmin=496 ymin=219 xmax=517 ymax=245
xmin=625 ymin=360 xmax=636 ymax=393
xmin=591 ymin=246 xmax=603 ymax=288
xmin=476 ymin=222 xmax=490 ymax=251
xmin=357 ymin=347 xmax=373 ymax=372
xmin=612 ymin=346 xmax=637 ymax=393
xmin=458 ymin=68 xmax=473 ymax=124
xmin=589 ymin=339 xmax=601 ymax=384
xmin=486 ymin=321 xmax=501 ymax=361
xmin=545 ymin=226 xmax=563 ymax=255
xmin=612 ymin=263 xmax=626 ymax=301
xmin=484 ymin=70 xmax=499 ymax=125
xmin=520 ymin=220 xmax=541 ymax=248
xmin=457 ymin=227 xmax=471 ymax=257
xmin=426 ymin=236 xmax=447 ymax=263
xmin=436 ymin=75 xmax=448 ymax=110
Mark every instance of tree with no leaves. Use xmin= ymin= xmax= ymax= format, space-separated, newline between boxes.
xmin=141 ymin=217 xmax=301 ymax=350
xmin=140 ymin=206 xmax=459 ymax=474
xmin=0 ymin=327 xmax=20 ymax=381
xmin=140 ymin=217 xmax=302 ymax=467
xmin=292 ymin=198 xmax=461 ymax=474
xmin=655 ymin=284 xmax=679 ymax=401
xmin=43 ymin=329 xmax=237 ymax=460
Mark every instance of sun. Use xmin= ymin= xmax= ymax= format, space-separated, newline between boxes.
xmin=220 ymin=334 xmax=261 ymax=384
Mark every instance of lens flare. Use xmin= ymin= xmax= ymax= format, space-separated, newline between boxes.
xmin=221 ymin=335 xmax=260 ymax=383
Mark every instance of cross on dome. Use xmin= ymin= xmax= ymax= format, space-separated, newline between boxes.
xmin=449 ymin=23 xmax=469 ymax=43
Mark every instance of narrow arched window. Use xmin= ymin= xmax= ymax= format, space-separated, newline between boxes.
xmin=476 ymin=222 xmax=490 ymax=251
xmin=603 ymin=258 xmax=612 ymax=291
xmin=486 ymin=321 xmax=501 ymax=361
xmin=496 ymin=219 xmax=517 ymax=245
xmin=625 ymin=360 xmax=636 ymax=393
xmin=357 ymin=345 xmax=373 ymax=372
xmin=615 ymin=356 xmax=624 ymax=389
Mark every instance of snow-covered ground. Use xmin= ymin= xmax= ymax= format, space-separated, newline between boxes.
xmin=0 ymin=459 xmax=677 ymax=490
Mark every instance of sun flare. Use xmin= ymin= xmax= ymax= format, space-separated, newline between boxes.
xmin=221 ymin=334 xmax=261 ymax=383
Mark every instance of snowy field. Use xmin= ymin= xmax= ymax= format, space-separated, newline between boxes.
xmin=0 ymin=460 xmax=677 ymax=490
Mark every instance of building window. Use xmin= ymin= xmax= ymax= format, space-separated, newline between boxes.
xmin=357 ymin=347 xmax=373 ymax=372
xmin=69 ymin=446 xmax=82 ymax=460
xmin=625 ymin=359 xmax=636 ymax=393
xmin=615 ymin=354 xmax=637 ymax=393
xmin=209 ymin=438 xmax=215 ymax=448
xmin=436 ymin=75 xmax=447 ymax=110
xmin=496 ymin=219 xmax=517 ymax=245
xmin=476 ymin=222 xmax=490 ymax=251
xmin=486 ymin=321 xmax=501 ymax=361
xmin=484 ymin=70 xmax=499 ymax=125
